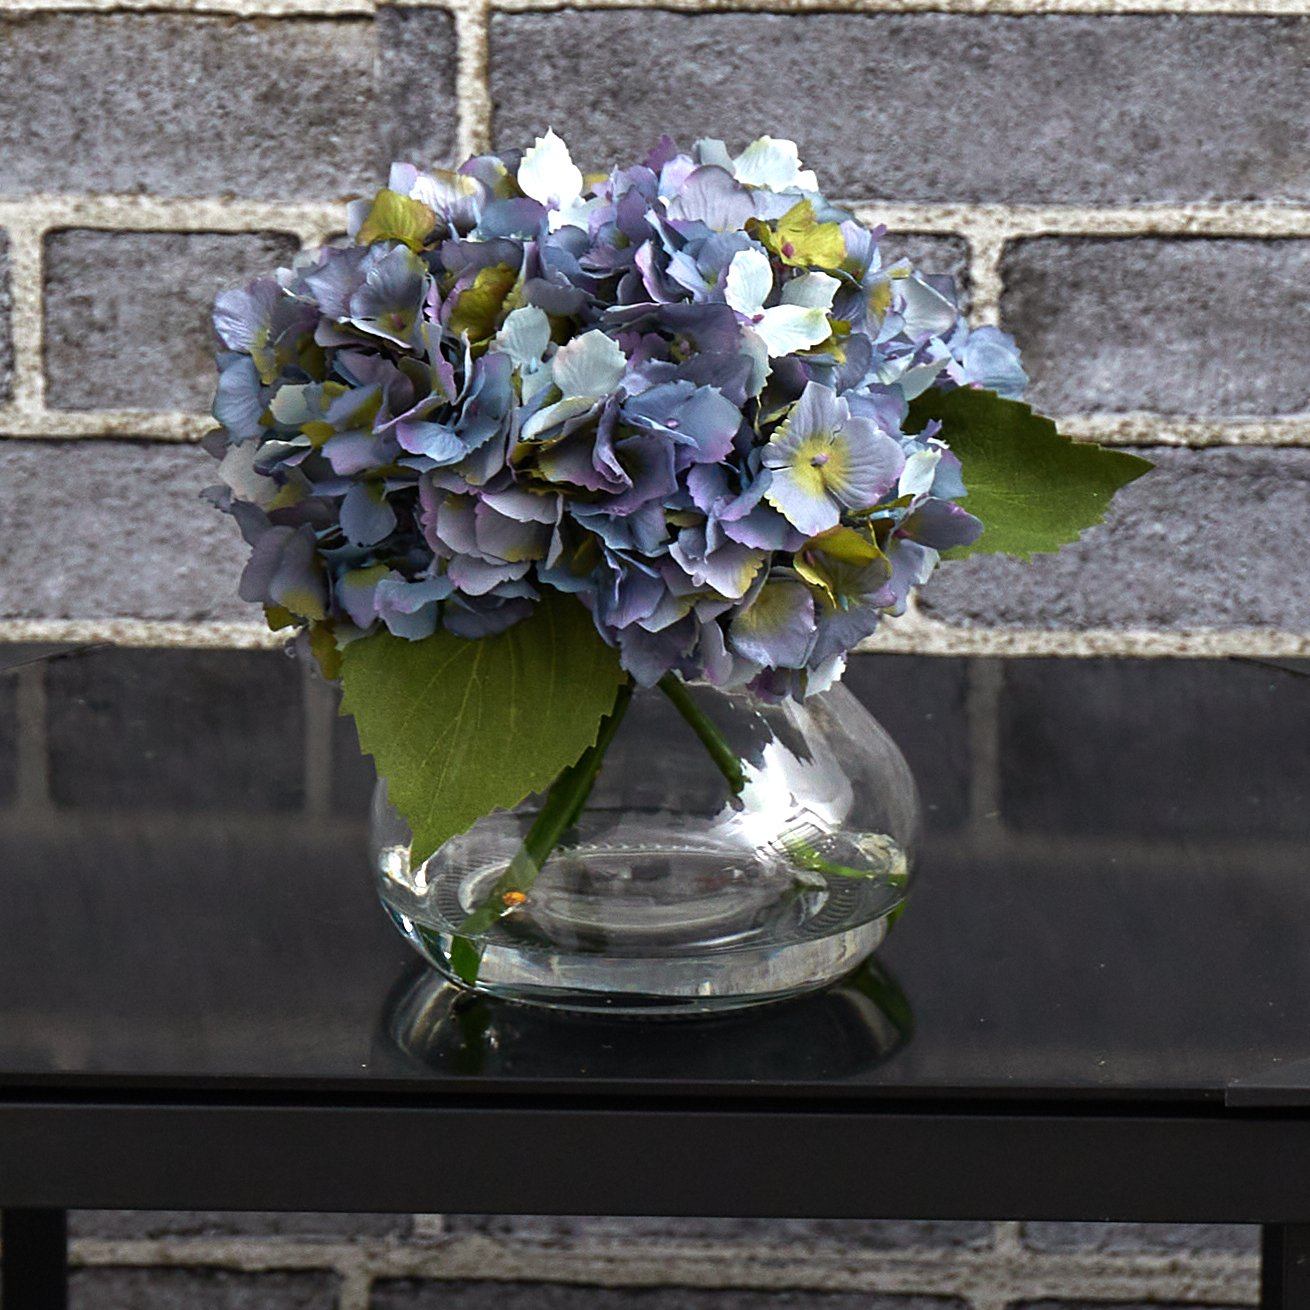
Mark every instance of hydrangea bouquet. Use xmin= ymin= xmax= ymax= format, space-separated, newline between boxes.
xmin=206 ymin=132 xmax=1148 ymax=966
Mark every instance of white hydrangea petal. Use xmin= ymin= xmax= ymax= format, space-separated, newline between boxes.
xmin=218 ymin=441 xmax=277 ymax=506
xmin=521 ymin=363 xmax=556 ymax=405
xmin=732 ymin=136 xmax=803 ymax=190
xmin=875 ymin=340 xmax=952 ymax=398
xmin=548 ymin=194 xmax=594 ymax=232
xmin=408 ymin=168 xmax=483 ymax=214
xmin=494 ymin=305 xmax=552 ymax=372
xmin=517 ymin=129 xmax=584 ymax=209
xmin=755 ymin=304 xmax=831 ymax=358
xmin=549 ymin=330 xmax=627 ymax=398
xmin=897 ymin=274 xmax=960 ymax=339
xmin=725 ymin=249 xmax=773 ymax=317
xmin=899 ymin=447 xmax=943 ymax=498
xmin=780 ymin=271 xmax=840 ymax=311
xmin=521 ymin=395 xmax=597 ymax=442
xmin=693 ymin=138 xmax=735 ymax=171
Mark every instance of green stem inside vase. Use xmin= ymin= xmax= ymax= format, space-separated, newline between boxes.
xmin=448 ymin=680 xmax=634 ymax=983
xmin=445 ymin=674 xmax=904 ymax=986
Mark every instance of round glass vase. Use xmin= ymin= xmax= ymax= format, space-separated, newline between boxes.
xmin=372 ymin=679 xmax=919 ymax=1015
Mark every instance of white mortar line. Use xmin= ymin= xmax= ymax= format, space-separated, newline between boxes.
xmin=336 ymin=1264 xmax=375 ymax=1310
xmin=492 ymin=0 xmax=1303 ymax=11
xmin=0 ymin=0 xmax=1305 ymax=9
xmin=0 ymin=618 xmax=284 ymax=648
xmin=68 ymin=1235 xmax=1259 ymax=1304
xmin=2 ymin=613 xmax=1309 ymax=659
xmin=453 ymin=0 xmax=493 ymax=159
xmin=5 ymin=223 xmax=45 ymax=415
xmin=1 ymin=0 xmax=373 ymax=10
xmin=5 ymin=406 xmax=1308 ymax=446
xmin=963 ymin=228 xmax=1007 ymax=326
xmin=495 ymin=0 xmax=1310 ymax=12
xmin=859 ymin=616 xmax=1310 ymax=659
xmin=0 ymin=196 xmax=1305 ymax=445
xmin=852 ymin=201 xmax=1310 ymax=240
xmin=0 ymin=195 xmax=341 ymax=238
xmin=2 ymin=194 xmax=1305 ymax=241
xmin=0 ymin=408 xmax=213 ymax=440
xmin=7 ymin=407 xmax=1309 ymax=447
xmin=1 ymin=0 xmax=1303 ymax=10
xmin=1060 ymin=413 xmax=1310 ymax=447
xmin=991 ymin=1221 xmax=1025 ymax=1256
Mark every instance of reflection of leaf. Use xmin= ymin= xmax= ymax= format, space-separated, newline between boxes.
xmin=908 ymin=388 xmax=1153 ymax=560
xmin=340 ymin=594 xmax=627 ymax=865
xmin=355 ymin=189 xmax=436 ymax=252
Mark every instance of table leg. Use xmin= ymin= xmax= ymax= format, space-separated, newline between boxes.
xmin=1262 ymin=1224 xmax=1310 ymax=1310
xmin=1 ymin=1209 xmax=68 ymax=1310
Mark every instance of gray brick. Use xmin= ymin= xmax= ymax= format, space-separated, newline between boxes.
xmin=998 ymin=658 xmax=1310 ymax=839
xmin=0 ymin=230 xmax=11 ymax=403
xmin=71 ymin=1268 xmax=338 ymax=1310
xmin=46 ymin=647 xmax=304 ymax=811
xmin=44 ymin=232 xmax=300 ymax=413
xmin=880 ymin=234 xmax=971 ymax=315
xmin=0 ymin=14 xmax=379 ymax=199
xmin=1020 ymin=1221 xmax=1258 ymax=1255
xmin=377 ymin=8 xmax=459 ymax=170
xmin=444 ymin=1216 xmax=992 ymax=1252
xmin=918 ymin=448 xmax=1310 ymax=630
xmin=844 ymin=656 xmax=971 ymax=834
xmin=1002 ymin=238 xmax=1310 ymax=416
xmin=71 ymin=1210 xmax=410 ymax=1239
xmin=374 ymin=1284 xmax=965 ymax=1310
xmin=0 ymin=441 xmax=248 ymax=622
xmin=490 ymin=13 xmax=1309 ymax=203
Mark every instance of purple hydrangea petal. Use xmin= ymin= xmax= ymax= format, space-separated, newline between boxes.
xmin=340 ymin=482 xmax=397 ymax=547
xmin=728 ymin=577 xmax=816 ymax=669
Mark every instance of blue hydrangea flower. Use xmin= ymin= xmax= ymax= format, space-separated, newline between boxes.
xmin=206 ymin=132 xmax=1025 ymax=698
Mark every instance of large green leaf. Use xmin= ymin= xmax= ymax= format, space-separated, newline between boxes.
xmin=907 ymin=388 xmax=1153 ymax=560
xmin=340 ymin=594 xmax=627 ymax=865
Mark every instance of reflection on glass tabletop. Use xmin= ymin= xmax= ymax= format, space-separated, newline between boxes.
xmin=0 ymin=641 xmax=1307 ymax=1105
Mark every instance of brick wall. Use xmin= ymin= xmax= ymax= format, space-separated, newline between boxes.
xmin=0 ymin=0 xmax=1305 ymax=1301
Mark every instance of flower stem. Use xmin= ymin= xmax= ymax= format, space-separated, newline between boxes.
xmin=448 ymin=680 xmax=634 ymax=984
xmin=656 ymin=674 xmax=746 ymax=795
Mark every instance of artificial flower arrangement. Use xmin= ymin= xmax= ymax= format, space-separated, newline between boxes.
xmin=206 ymin=132 xmax=1148 ymax=983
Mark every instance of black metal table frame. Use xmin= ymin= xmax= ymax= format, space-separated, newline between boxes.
xmin=2 ymin=1094 xmax=1310 ymax=1309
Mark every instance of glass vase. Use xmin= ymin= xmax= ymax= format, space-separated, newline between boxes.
xmin=372 ymin=680 xmax=919 ymax=1015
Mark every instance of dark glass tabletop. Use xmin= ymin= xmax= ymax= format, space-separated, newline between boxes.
xmin=1 ymin=641 xmax=1307 ymax=1107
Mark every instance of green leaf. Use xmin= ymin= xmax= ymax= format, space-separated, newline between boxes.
xmin=907 ymin=388 xmax=1153 ymax=560
xmin=340 ymin=593 xmax=627 ymax=866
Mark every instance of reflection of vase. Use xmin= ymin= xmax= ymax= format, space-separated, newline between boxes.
xmin=383 ymin=958 xmax=915 ymax=1082
xmin=371 ymin=681 xmax=920 ymax=1014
